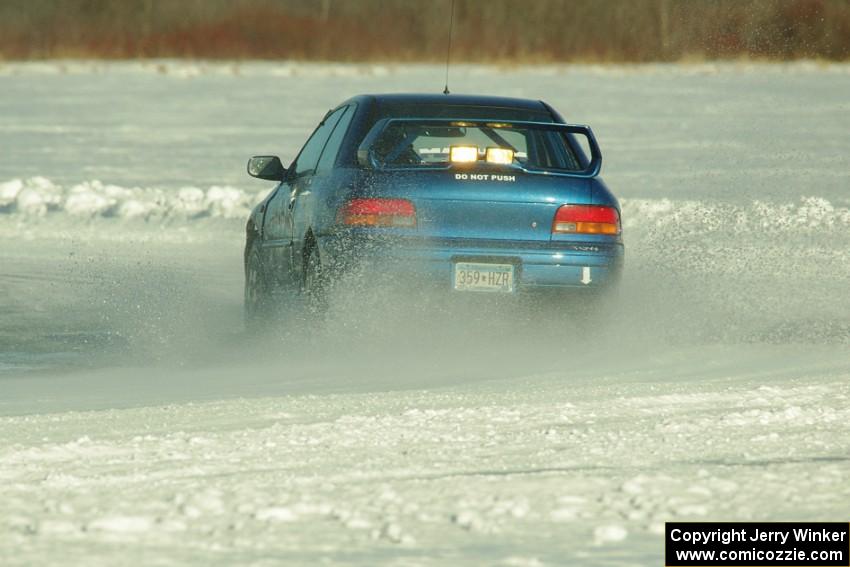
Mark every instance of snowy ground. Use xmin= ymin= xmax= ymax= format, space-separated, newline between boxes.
xmin=1 ymin=61 xmax=849 ymax=566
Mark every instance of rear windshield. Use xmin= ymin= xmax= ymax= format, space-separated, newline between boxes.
xmin=370 ymin=121 xmax=582 ymax=171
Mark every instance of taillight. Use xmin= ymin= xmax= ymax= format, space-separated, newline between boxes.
xmin=552 ymin=205 xmax=620 ymax=235
xmin=338 ymin=198 xmax=416 ymax=228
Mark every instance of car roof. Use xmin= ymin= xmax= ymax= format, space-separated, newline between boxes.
xmin=342 ymin=93 xmax=551 ymax=112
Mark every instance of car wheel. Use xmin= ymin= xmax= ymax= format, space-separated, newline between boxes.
xmin=244 ymin=242 xmax=270 ymax=331
xmin=303 ymin=246 xmax=328 ymax=314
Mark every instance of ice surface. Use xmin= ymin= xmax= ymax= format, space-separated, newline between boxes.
xmin=1 ymin=62 xmax=849 ymax=565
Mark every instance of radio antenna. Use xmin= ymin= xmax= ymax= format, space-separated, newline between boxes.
xmin=443 ymin=0 xmax=456 ymax=94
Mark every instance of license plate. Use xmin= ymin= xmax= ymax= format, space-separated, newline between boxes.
xmin=453 ymin=262 xmax=515 ymax=293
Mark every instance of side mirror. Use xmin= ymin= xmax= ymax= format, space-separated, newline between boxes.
xmin=247 ymin=156 xmax=286 ymax=181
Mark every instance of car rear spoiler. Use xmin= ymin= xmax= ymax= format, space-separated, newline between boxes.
xmin=357 ymin=118 xmax=602 ymax=178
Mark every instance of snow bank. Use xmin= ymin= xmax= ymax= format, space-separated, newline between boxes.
xmin=3 ymin=177 xmax=849 ymax=238
xmin=0 ymin=60 xmax=399 ymax=79
xmin=0 ymin=177 xmax=264 ymax=221
xmin=621 ymin=196 xmax=850 ymax=235
xmin=1 ymin=60 xmax=849 ymax=79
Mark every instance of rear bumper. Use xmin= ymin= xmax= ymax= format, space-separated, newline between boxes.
xmin=317 ymin=232 xmax=623 ymax=292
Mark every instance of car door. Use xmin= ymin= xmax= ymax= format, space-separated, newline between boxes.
xmin=262 ymin=112 xmax=336 ymax=286
xmin=290 ymin=104 xmax=356 ymax=262
xmin=260 ymin=181 xmax=294 ymax=287
xmin=261 ymin=108 xmax=345 ymax=287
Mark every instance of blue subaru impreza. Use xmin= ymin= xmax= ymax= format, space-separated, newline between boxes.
xmin=244 ymin=93 xmax=623 ymax=323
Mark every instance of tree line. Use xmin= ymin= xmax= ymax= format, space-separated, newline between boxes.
xmin=1 ymin=0 xmax=848 ymax=61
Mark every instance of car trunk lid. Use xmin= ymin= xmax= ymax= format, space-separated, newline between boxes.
xmin=365 ymin=170 xmax=591 ymax=242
